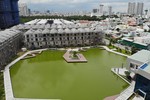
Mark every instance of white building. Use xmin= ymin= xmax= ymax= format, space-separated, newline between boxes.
xmin=99 ymin=4 xmax=104 ymax=15
xmin=134 ymin=36 xmax=150 ymax=45
xmin=127 ymin=2 xmax=144 ymax=16
xmin=143 ymin=23 xmax=150 ymax=31
xmin=127 ymin=50 xmax=150 ymax=73
xmin=91 ymin=4 xmax=104 ymax=17
xmin=15 ymin=19 xmax=104 ymax=49
xmin=136 ymin=2 xmax=144 ymax=16
xmin=128 ymin=2 xmax=136 ymax=15
xmin=108 ymin=6 xmax=112 ymax=16
xmin=19 ymin=3 xmax=29 ymax=16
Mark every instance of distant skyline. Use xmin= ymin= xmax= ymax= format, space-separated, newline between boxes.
xmin=19 ymin=0 xmax=150 ymax=13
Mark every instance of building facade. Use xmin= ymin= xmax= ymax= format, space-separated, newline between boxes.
xmin=108 ymin=6 xmax=112 ymax=16
xmin=0 ymin=0 xmax=20 ymax=29
xmin=24 ymin=27 xmax=104 ymax=49
xmin=11 ymin=19 xmax=104 ymax=49
xmin=128 ymin=2 xmax=136 ymax=15
xmin=127 ymin=2 xmax=144 ymax=16
xmin=99 ymin=4 xmax=104 ymax=15
xmin=0 ymin=29 xmax=22 ymax=70
xmin=136 ymin=2 xmax=144 ymax=16
xmin=127 ymin=50 xmax=150 ymax=73
xmin=19 ymin=3 xmax=29 ymax=16
xmin=134 ymin=62 xmax=150 ymax=99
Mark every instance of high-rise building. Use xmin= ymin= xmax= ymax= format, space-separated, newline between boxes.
xmin=136 ymin=2 xmax=144 ymax=16
xmin=93 ymin=9 xmax=99 ymax=14
xmin=108 ymin=6 xmax=112 ymax=16
xmin=128 ymin=2 xmax=136 ymax=15
xmin=99 ymin=4 xmax=104 ymax=15
xmin=0 ymin=0 xmax=20 ymax=29
xmin=19 ymin=3 xmax=29 ymax=16
xmin=127 ymin=2 xmax=144 ymax=16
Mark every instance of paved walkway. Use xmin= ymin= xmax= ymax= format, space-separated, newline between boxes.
xmin=101 ymin=46 xmax=129 ymax=57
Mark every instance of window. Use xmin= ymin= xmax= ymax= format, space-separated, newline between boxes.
xmin=43 ymin=34 xmax=46 ymax=37
xmin=136 ymin=65 xmax=139 ymax=69
xmin=130 ymin=63 xmax=135 ymax=68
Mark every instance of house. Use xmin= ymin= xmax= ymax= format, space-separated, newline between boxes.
xmin=127 ymin=50 xmax=150 ymax=73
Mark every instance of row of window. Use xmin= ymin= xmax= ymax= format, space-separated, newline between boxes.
xmin=26 ymin=36 xmax=96 ymax=42
xmin=26 ymin=33 xmax=99 ymax=38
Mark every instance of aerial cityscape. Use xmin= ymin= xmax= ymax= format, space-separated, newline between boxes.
xmin=0 ymin=0 xmax=150 ymax=100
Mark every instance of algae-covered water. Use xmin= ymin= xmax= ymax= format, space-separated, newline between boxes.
xmin=10 ymin=48 xmax=128 ymax=100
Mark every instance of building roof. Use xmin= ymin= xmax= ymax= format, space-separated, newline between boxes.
xmin=0 ymin=29 xmax=20 ymax=43
xmin=128 ymin=50 xmax=150 ymax=63
xmin=50 ymin=28 xmax=58 ymax=34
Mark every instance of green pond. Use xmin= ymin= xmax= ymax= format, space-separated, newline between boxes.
xmin=10 ymin=48 xmax=128 ymax=100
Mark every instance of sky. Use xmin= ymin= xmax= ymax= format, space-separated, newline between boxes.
xmin=19 ymin=0 xmax=150 ymax=13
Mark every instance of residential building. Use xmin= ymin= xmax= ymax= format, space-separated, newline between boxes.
xmin=23 ymin=27 xmax=104 ymax=49
xmin=134 ymin=37 xmax=150 ymax=45
xmin=0 ymin=29 xmax=22 ymax=70
xmin=16 ymin=19 xmax=104 ymax=49
xmin=19 ymin=3 xmax=29 ymax=16
xmin=0 ymin=0 xmax=20 ymax=29
xmin=128 ymin=2 xmax=136 ymax=15
xmin=127 ymin=2 xmax=144 ymax=16
xmin=108 ymin=6 xmax=112 ymax=16
xmin=99 ymin=4 xmax=104 ymax=15
xmin=127 ymin=50 xmax=150 ymax=73
xmin=136 ymin=2 xmax=144 ymax=16
xmin=92 ymin=9 xmax=99 ymax=14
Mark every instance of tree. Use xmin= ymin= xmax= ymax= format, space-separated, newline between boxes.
xmin=109 ymin=39 xmax=112 ymax=46
xmin=125 ymin=46 xmax=129 ymax=54
xmin=125 ymin=71 xmax=132 ymax=82
xmin=131 ymin=46 xmax=137 ymax=55
xmin=73 ymin=51 xmax=77 ymax=58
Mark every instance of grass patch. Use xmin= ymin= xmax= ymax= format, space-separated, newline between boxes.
xmin=107 ymin=45 xmax=131 ymax=56
xmin=0 ymin=72 xmax=5 ymax=100
xmin=108 ymin=45 xmax=114 ymax=49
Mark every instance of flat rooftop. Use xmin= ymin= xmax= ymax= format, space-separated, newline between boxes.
xmin=128 ymin=50 xmax=150 ymax=63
